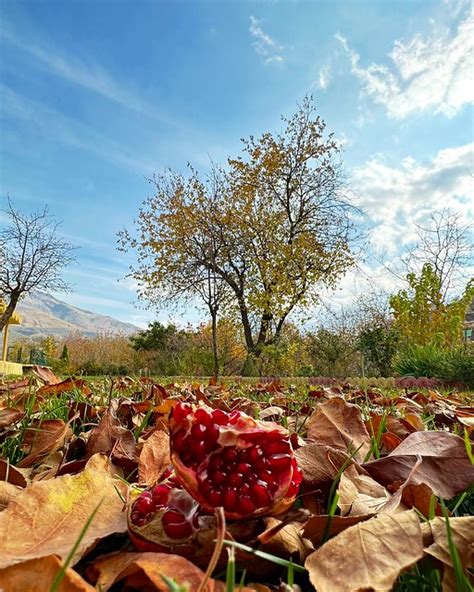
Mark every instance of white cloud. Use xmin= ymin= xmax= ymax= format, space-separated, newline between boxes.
xmin=318 ymin=64 xmax=331 ymax=90
xmin=336 ymin=12 xmax=474 ymax=118
xmin=0 ymin=27 xmax=169 ymax=123
xmin=352 ymin=143 xmax=474 ymax=255
xmin=249 ymin=16 xmax=284 ymax=64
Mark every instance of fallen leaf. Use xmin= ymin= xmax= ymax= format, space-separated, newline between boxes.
xmin=0 ymin=454 xmax=127 ymax=569
xmin=0 ymin=460 xmax=28 ymax=488
xmin=363 ymin=432 xmax=474 ymax=499
xmin=31 ymin=366 xmax=62 ymax=385
xmin=0 ymin=555 xmax=94 ymax=591
xmin=86 ymin=401 xmax=137 ymax=472
xmin=0 ymin=482 xmax=22 ymax=510
xmin=88 ymin=551 xmax=245 ymax=591
xmin=303 ymin=514 xmax=372 ymax=545
xmin=138 ymin=430 xmax=170 ymax=486
xmin=37 ymin=378 xmax=92 ymax=397
xmin=295 ymin=443 xmax=349 ymax=487
xmin=305 ymin=510 xmax=424 ymax=592
xmin=337 ymin=465 xmax=391 ymax=516
xmin=306 ymin=397 xmax=371 ymax=461
xmin=424 ymin=516 xmax=474 ymax=571
xmin=0 ymin=408 xmax=24 ymax=429
xmin=18 ymin=419 xmax=72 ymax=468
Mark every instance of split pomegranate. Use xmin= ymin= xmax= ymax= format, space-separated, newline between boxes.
xmin=128 ymin=477 xmax=202 ymax=553
xmin=169 ymin=402 xmax=302 ymax=519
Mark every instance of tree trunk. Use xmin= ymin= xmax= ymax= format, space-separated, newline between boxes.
xmin=211 ymin=309 xmax=219 ymax=380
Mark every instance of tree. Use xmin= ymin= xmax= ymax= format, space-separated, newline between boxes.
xmin=120 ymin=98 xmax=359 ymax=373
xmin=390 ymin=263 xmax=474 ymax=347
xmin=0 ymin=200 xmax=76 ymax=332
xmin=390 ymin=209 xmax=473 ymax=300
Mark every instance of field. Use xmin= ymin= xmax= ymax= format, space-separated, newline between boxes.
xmin=0 ymin=369 xmax=473 ymax=591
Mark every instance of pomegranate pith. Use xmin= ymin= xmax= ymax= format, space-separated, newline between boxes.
xmin=169 ymin=402 xmax=302 ymax=519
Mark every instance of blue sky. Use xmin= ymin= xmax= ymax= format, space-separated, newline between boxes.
xmin=1 ymin=0 xmax=472 ymax=328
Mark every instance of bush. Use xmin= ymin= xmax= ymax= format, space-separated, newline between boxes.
xmin=395 ymin=343 xmax=474 ymax=388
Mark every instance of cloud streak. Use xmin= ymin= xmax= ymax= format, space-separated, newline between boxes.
xmin=249 ymin=16 xmax=284 ymax=64
xmin=0 ymin=26 xmax=169 ymax=123
xmin=1 ymin=85 xmax=158 ymax=174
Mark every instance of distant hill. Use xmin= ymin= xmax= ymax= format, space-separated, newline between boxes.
xmin=10 ymin=291 xmax=140 ymax=340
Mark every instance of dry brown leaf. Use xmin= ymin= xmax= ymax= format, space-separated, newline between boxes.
xmin=305 ymin=510 xmax=424 ymax=592
xmin=294 ymin=443 xmax=349 ymax=487
xmin=88 ymin=551 xmax=250 ymax=591
xmin=261 ymin=517 xmax=313 ymax=563
xmin=424 ymin=516 xmax=474 ymax=570
xmin=138 ymin=430 xmax=170 ymax=486
xmin=0 ymin=482 xmax=22 ymax=510
xmin=303 ymin=514 xmax=372 ymax=545
xmin=18 ymin=419 xmax=73 ymax=468
xmin=337 ymin=464 xmax=391 ymax=516
xmin=0 ymin=454 xmax=127 ymax=569
xmin=31 ymin=366 xmax=62 ymax=385
xmin=0 ymin=555 xmax=94 ymax=592
xmin=0 ymin=460 xmax=28 ymax=488
xmin=86 ymin=402 xmax=137 ymax=471
xmin=0 ymin=408 xmax=24 ymax=429
xmin=363 ymin=431 xmax=474 ymax=499
xmin=37 ymin=377 xmax=92 ymax=396
xmin=306 ymin=397 xmax=371 ymax=461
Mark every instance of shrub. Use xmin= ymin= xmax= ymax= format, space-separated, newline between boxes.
xmin=395 ymin=343 xmax=474 ymax=388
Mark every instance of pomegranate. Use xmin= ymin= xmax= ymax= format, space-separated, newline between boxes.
xmin=169 ymin=402 xmax=302 ymax=519
xmin=127 ymin=476 xmax=260 ymax=568
xmin=128 ymin=477 xmax=202 ymax=553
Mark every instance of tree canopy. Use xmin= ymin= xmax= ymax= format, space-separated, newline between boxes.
xmin=120 ymin=98 xmax=360 ymax=372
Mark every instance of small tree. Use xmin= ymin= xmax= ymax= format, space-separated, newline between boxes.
xmin=390 ymin=263 xmax=474 ymax=347
xmin=0 ymin=200 xmax=76 ymax=331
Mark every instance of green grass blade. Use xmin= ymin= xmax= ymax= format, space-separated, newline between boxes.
xmin=222 ymin=540 xmax=306 ymax=573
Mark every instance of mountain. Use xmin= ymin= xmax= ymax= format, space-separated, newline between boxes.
xmin=9 ymin=291 xmax=140 ymax=340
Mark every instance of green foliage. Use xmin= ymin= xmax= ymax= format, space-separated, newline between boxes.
xmin=390 ymin=264 xmax=474 ymax=347
xmin=357 ymin=324 xmax=400 ymax=376
xmin=395 ymin=342 xmax=474 ymax=387
xmin=307 ymin=328 xmax=359 ymax=377
xmin=130 ymin=321 xmax=179 ymax=352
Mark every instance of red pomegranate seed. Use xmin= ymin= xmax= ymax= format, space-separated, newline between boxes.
xmin=264 ymin=441 xmax=291 ymax=455
xmin=212 ymin=409 xmax=229 ymax=425
xmin=248 ymin=446 xmax=263 ymax=463
xmin=163 ymin=520 xmax=193 ymax=539
xmin=250 ymin=483 xmax=271 ymax=508
xmin=205 ymin=423 xmax=219 ymax=443
xmin=190 ymin=440 xmax=208 ymax=459
xmin=240 ymin=496 xmax=256 ymax=515
xmin=151 ymin=484 xmax=171 ymax=505
xmin=209 ymin=455 xmax=224 ymax=470
xmin=223 ymin=447 xmax=238 ymax=462
xmin=222 ymin=489 xmax=238 ymax=511
xmin=191 ymin=423 xmax=207 ymax=439
xmin=135 ymin=493 xmax=154 ymax=515
xmin=173 ymin=403 xmax=191 ymax=423
xmin=195 ymin=408 xmax=213 ymax=426
xmin=208 ymin=489 xmax=222 ymax=506
xmin=237 ymin=462 xmax=252 ymax=474
xmin=173 ymin=429 xmax=188 ymax=453
xmin=267 ymin=454 xmax=292 ymax=472
xmin=211 ymin=470 xmax=227 ymax=485
xmin=228 ymin=472 xmax=244 ymax=487
xmin=162 ymin=510 xmax=186 ymax=526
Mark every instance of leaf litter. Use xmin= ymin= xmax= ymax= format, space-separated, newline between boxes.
xmin=0 ymin=373 xmax=472 ymax=591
